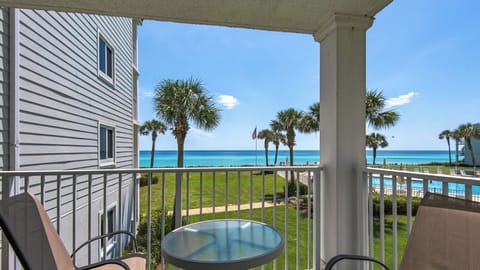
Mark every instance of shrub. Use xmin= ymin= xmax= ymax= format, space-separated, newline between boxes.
xmin=372 ymin=193 xmax=422 ymax=217
xmin=286 ymin=180 xmax=309 ymax=197
xmin=135 ymin=210 xmax=175 ymax=267
xmin=139 ymin=174 xmax=159 ymax=187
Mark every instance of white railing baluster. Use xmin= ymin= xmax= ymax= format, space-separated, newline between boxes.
xmin=212 ymin=172 xmax=216 ymax=219
xmin=307 ymin=171 xmax=312 ymax=270
xmin=117 ymin=173 xmax=122 ymax=256
xmin=296 ymin=170 xmax=300 ymax=270
xmin=72 ymin=174 xmax=77 ymax=260
xmin=380 ymin=173 xmax=385 ymax=263
xmin=237 ymin=171 xmax=241 ymax=219
xmin=161 ymin=172 xmax=166 ymax=270
xmin=406 ymin=177 xmax=412 ymax=234
xmin=392 ymin=174 xmax=398 ymax=270
xmin=261 ymin=171 xmax=265 ymax=223
xmin=225 ymin=171 xmax=228 ymax=219
xmin=147 ymin=173 xmax=152 ymax=270
xmin=284 ymin=169 xmax=288 ymax=270
xmin=442 ymin=180 xmax=449 ymax=196
xmin=199 ymin=172 xmax=203 ymax=221
xmin=88 ymin=174 xmax=92 ymax=264
xmin=186 ymin=172 xmax=190 ymax=224
xmin=466 ymin=184 xmax=473 ymax=200
xmin=250 ymin=171 xmax=253 ymax=220
xmin=57 ymin=174 xmax=61 ymax=235
xmin=368 ymin=173 xmax=374 ymax=270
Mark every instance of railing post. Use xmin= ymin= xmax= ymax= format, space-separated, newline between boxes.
xmin=313 ymin=167 xmax=322 ymax=270
xmin=174 ymin=172 xmax=182 ymax=228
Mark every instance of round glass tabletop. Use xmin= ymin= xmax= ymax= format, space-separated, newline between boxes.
xmin=161 ymin=219 xmax=284 ymax=270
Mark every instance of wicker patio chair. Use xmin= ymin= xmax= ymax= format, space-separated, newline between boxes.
xmin=325 ymin=192 xmax=480 ymax=269
xmin=0 ymin=192 xmax=146 ymax=270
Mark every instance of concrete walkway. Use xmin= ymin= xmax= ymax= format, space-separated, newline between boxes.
xmin=168 ymin=201 xmax=281 ymax=216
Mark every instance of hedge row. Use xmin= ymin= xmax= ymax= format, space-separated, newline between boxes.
xmin=372 ymin=193 xmax=422 ymax=217
xmin=139 ymin=174 xmax=159 ymax=186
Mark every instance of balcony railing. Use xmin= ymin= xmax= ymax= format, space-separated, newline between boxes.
xmin=366 ymin=168 xmax=480 ymax=270
xmin=0 ymin=165 xmax=323 ymax=270
xmin=6 ymin=166 xmax=474 ymax=270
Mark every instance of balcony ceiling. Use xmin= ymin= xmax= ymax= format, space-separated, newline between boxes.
xmin=0 ymin=0 xmax=391 ymax=33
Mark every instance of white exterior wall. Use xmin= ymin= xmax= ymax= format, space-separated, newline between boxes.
xmin=0 ymin=8 xmax=139 ymax=265
xmin=462 ymin=124 xmax=480 ymax=166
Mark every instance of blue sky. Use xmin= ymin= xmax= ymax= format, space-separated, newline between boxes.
xmin=137 ymin=0 xmax=480 ymax=151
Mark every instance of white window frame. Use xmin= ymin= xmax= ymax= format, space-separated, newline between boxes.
xmin=97 ymin=31 xmax=115 ymax=85
xmin=98 ymin=123 xmax=116 ymax=167
xmin=99 ymin=203 xmax=117 ymax=260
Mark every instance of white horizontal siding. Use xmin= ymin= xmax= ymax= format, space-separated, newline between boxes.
xmin=0 ymin=8 xmax=8 ymax=170
xmin=18 ymin=9 xmax=134 ymax=171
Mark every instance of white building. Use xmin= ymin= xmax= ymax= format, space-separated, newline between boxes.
xmin=0 ymin=8 xmax=140 ymax=263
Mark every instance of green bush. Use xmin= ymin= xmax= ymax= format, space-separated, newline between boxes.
xmin=139 ymin=174 xmax=159 ymax=187
xmin=372 ymin=193 xmax=422 ymax=217
xmin=286 ymin=180 xmax=309 ymax=197
xmin=136 ymin=210 xmax=173 ymax=267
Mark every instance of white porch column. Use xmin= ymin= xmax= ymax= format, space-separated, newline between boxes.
xmin=314 ymin=14 xmax=373 ymax=262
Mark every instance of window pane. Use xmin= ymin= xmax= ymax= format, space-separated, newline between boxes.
xmin=107 ymin=209 xmax=115 ymax=236
xmin=106 ymin=47 xmax=113 ymax=78
xmin=100 ymin=127 xmax=107 ymax=160
xmin=99 ymin=38 xmax=106 ymax=73
xmin=107 ymin=129 xmax=113 ymax=158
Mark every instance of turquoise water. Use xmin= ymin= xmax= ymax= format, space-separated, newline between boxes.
xmin=139 ymin=150 xmax=457 ymax=168
xmin=371 ymin=176 xmax=480 ymax=196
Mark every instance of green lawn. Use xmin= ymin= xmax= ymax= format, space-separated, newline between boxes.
xmin=139 ymin=171 xmax=286 ymax=217
xmin=138 ymin=171 xmax=410 ymax=269
xmin=372 ymin=215 xmax=410 ymax=270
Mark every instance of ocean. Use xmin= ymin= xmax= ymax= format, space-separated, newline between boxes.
xmin=139 ymin=150 xmax=456 ymax=168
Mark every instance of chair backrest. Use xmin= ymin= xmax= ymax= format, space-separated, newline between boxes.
xmin=0 ymin=192 xmax=74 ymax=270
xmin=400 ymin=193 xmax=480 ymax=269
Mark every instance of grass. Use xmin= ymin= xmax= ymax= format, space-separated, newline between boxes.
xmin=372 ymin=215 xmax=411 ymax=270
xmin=138 ymin=171 xmax=411 ymax=269
xmin=139 ymin=171 xmax=286 ymax=217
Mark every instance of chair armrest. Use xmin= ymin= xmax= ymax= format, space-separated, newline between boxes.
xmin=77 ymin=259 xmax=130 ymax=270
xmin=71 ymin=230 xmax=139 ymax=259
xmin=325 ymin=254 xmax=390 ymax=270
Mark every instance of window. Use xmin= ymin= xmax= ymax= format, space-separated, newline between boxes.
xmin=98 ymin=35 xmax=114 ymax=82
xmin=99 ymin=125 xmax=115 ymax=164
xmin=99 ymin=206 xmax=117 ymax=259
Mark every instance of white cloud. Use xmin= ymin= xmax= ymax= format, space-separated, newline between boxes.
xmin=217 ymin=95 xmax=239 ymax=109
xmin=385 ymin=92 xmax=417 ymax=108
xmin=190 ymin=128 xmax=215 ymax=138
xmin=142 ymin=91 xmax=155 ymax=98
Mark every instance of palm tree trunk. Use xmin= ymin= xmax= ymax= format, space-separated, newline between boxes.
xmin=274 ymin=145 xmax=279 ymax=165
xmin=447 ymin=139 xmax=452 ymax=165
xmin=373 ymin=147 xmax=377 ymax=165
xmin=172 ymin=134 xmax=186 ymax=230
xmin=150 ymin=137 xmax=156 ymax=168
xmin=264 ymin=146 xmax=269 ymax=166
xmin=289 ymin=145 xmax=294 ymax=181
xmin=466 ymin=138 xmax=476 ymax=174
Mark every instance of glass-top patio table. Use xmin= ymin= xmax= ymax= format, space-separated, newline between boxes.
xmin=161 ymin=219 xmax=284 ymax=270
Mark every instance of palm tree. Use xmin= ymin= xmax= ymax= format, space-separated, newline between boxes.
xmin=438 ymin=129 xmax=452 ymax=166
xmin=269 ymin=125 xmax=286 ymax=166
xmin=154 ymin=78 xmax=220 ymax=229
xmin=139 ymin=119 xmax=167 ymax=168
xmin=457 ymin=123 xmax=480 ymax=174
xmin=366 ymin=89 xmax=400 ymax=129
xmin=299 ymin=102 xmax=320 ymax=133
xmin=451 ymin=129 xmax=462 ymax=172
xmin=258 ymin=129 xmax=274 ymax=166
xmin=271 ymin=108 xmax=304 ymax=179
xmin=366 ymin=133 xmax=389 ymax=165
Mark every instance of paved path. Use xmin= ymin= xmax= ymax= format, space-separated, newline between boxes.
xmin=168 ymin=201 xmax=282 ymax=216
